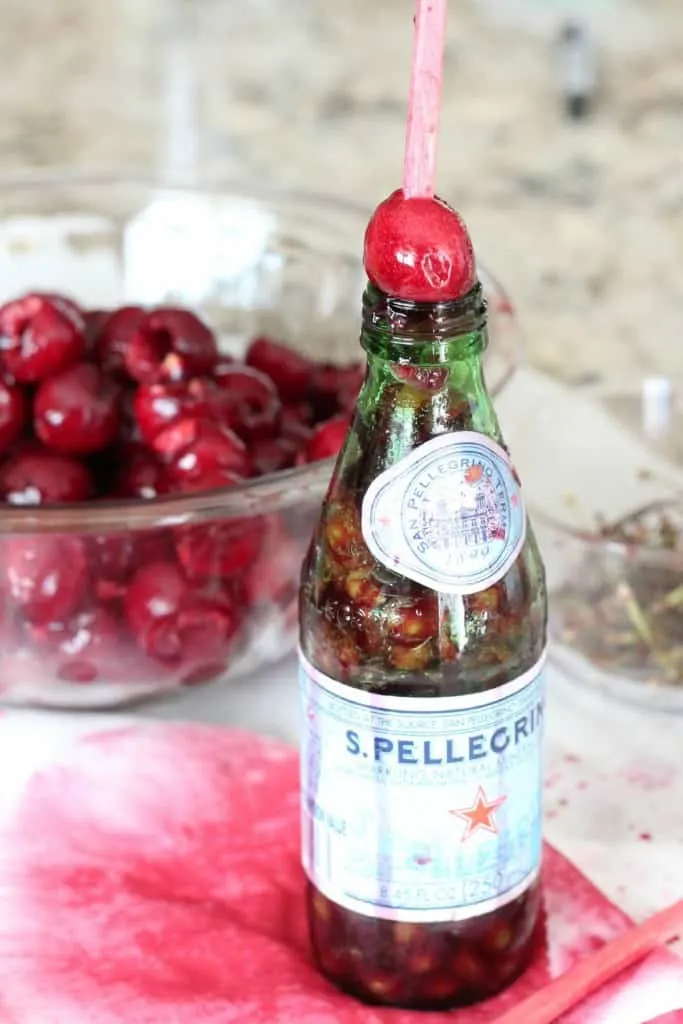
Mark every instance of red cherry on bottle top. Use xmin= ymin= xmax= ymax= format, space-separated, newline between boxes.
xmin=0 ymin=292 xmax=86 ymax=382
xmin=363 ymin=188 xmax=476 ymax=303
xmin=0 ymin=449 xmax=93 ymax=505
xmin=34 ymin=362 xmax=120 ymax=455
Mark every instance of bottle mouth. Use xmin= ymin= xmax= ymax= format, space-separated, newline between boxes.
xmin=361 ymin=281 xmax=487 ymax=345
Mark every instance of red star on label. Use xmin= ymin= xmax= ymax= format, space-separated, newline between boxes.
xmin=449 ymin=786 xmax=506 ymax=842
xmin=306 ymin=704 xmax=316 ymax=723
xmin=511 ymin=494 xmax=519 ymax=507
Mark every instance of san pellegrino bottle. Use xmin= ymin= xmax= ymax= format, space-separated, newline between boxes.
xmin=299 ymin=190 xmax=547 ymax=1010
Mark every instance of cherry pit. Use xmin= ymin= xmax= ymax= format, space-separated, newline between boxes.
xmin=0 ymin=292 xmax=361 ymax=700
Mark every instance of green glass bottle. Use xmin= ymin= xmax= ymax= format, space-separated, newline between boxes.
xmin=299 ymin=274 xmax=547 ymax=1009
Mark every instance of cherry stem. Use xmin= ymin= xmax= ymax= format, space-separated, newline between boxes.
xmin=403 ymin=0 xmax=448 ymax=199
xmin=493 ymin=899 xmax=683 ymax=1024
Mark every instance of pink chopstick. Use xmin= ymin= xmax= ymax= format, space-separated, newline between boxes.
xmin=494 ymin=899 xmax=683 ymax=1024
xmin=402 ymin=0 xmax=448 ymax=198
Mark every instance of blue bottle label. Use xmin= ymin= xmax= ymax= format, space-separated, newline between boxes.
xmin=300 ymin=650 xmax=545 ymax=923
xmin=361 ymin=432 xmax=527 ymax=596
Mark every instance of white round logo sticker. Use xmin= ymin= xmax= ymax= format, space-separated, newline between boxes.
xmin=361 ymin=432 xmax=526 ymax=595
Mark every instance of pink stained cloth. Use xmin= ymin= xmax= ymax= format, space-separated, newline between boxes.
xmin=0 ymin=723 xmax=680 ymax=1024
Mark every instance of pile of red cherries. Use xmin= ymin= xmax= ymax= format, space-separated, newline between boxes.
xmin=0 ymin=292 xmax=360 ymax=697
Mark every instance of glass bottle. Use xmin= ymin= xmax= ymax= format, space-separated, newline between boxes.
xmin=299 ymin=279 xmax=547 ymax=1010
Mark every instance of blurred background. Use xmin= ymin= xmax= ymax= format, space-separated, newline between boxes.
xmin=1 ymin=0 xmax=682 ymax=385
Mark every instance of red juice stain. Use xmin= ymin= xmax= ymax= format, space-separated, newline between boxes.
xmin=639 ymin=831 xmax=653 ymax=842
xmin=563 ymin=753 xmax=581 ymax=764
xmin=0 ymin=726 xmax=680 ymax=1024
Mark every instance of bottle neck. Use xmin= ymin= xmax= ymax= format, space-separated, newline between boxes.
xmin=358 ymin=283 xmax=498 ymax=438
xmin=360 ymin=282 xmax=488 ymax=363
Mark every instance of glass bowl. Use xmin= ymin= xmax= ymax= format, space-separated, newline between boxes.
xmin=0 ymin=173 xmax=523 ymax=709
xmin=521 ymin=373 xmax=683 ymax=712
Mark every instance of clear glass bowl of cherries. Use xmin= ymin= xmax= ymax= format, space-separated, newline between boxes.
xmin=0 ymin=174 xmax=522 ymax=708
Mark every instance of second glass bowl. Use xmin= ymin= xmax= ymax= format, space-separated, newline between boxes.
xmin=525 ymin=375 xmax=683 ymax=712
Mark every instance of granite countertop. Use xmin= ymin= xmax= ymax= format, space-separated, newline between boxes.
xmin=0 ymin=0 xmax=682 ymax=383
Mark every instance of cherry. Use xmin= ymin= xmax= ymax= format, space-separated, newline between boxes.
xmin=28 ymin=607 xmax=124 ymax=684
xmin=152 ymin=416 xmax=251 ymax=485
xmin=166 ymin=467 xmax=244 ymax=495
xmin=323 ymin=502 xmax=368 ymax=569
xmin=175 ymin=514 xmax=264 ymax=581
xmin=133 ymin=378 xmax=221 ymax=446
xmin=124 ymin=307 xmax=218 ymax=384
xmin=245 ymin=337 xmax=313 ymax=402
xmin=385 ymin=596 xmax=437 ymax=643
xmin=88 ymin=529 xmax=173 ymax=602
xmin=40 ymin=292 xmax=83 ymax=321
xmin=363 ymin=189 xmax=476 ymax=302
xmin=339 ymin=379 xmax=362 ymax=413
xmin=87 ymin=533 xmax=141 ymax=601
xmin=244 ymin=529 xmax=302 ymax=606
xmin=124 ymin=561 xmax=240 ymax=669
xmin=34 ymin=362 xmax=120 ymax=455
xmin=92 ymin=305 xmax=145 ymax=377
xmin=2 ymin=535 xmax=88 ymax=626
xmin=250 ymin=436 xmax=300 ymax=476
xmin=300 ymin=414 xmax=350 ymax=463
xmin=345 ymin=567 xmax=383 ymax=607
xmin=210 ymin=355 xmax=236 ymax=383
xmin=281 ymin=403 xmax=314 ymax=443
xmin=83 ymin=309 xmax=109 ymax=346
xmin=392 ymin=364 xmax=449 ymax=392
xmin=308 ymin=362 xmax=364 ymax=419
xmin=0 ymin=292 xmax=86 ymax=382
xmin=176 ymin=522 xmax=263 ymax=580
xmin=451 ymin=949 xmax=486 ymax=987
xmin=0 ymin=376 xmax=27 ymax=453
xmin=212 ymin=365 xmax=281 ymax=440
xmin=0 ymin=449 xmax=93 ymax=504
xmin=111 ymin=443 xmax=167 ymax=500
xmin=118 ymin=387 xmax=143 ymax=443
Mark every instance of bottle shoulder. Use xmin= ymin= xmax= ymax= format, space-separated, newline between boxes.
xmin=299 ymin=369 xmax=546 ymax=699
